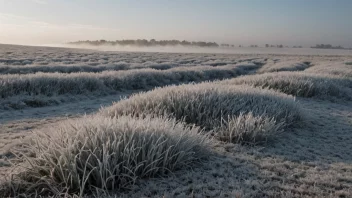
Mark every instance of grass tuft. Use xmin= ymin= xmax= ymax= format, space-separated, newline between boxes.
xmin=216 ymin=113 xmax=285 ymax=144
xmin=2 ymin=115 xmax=208 ymax=197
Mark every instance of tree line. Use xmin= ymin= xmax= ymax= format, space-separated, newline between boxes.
xmin=69 ymin=39 xmax=220 ymax=47
xmin=68 ymin=39 xmax=350 ymax=50
xmin=311 ymin=44 xmax=345 ymax=49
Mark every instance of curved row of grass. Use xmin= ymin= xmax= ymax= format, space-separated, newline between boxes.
xmin=305 ymin=62 xmax=352 ymax=78
xmin=258 ymin=61 xmax=311 ymax=73
xmin=0 ymin=62 xmax=130 ymax=74
xmin=223 ymin=72 xmax=352 ymax=100
xmin=101 ymin=83 xmax=302 ymax=144
xmin=0 ymin=65 xmax=252 ymax=99
xmin=0 ymin=62 xmax=204 ymax=74
xmin=0 ymin=57 xmax=259 ymax=75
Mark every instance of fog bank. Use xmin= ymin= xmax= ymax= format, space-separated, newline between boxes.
xmin=47 ymin=44 xmax=352 ymax=56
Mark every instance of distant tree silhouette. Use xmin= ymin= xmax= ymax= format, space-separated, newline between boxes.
xmin=69 ymin=39 xmax=222 ymax=48
xmin=311 ymin=44 xmax=344 ymax=49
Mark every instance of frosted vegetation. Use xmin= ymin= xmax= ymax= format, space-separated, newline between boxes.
xmin=0 ymin=46 xmax=261 ymax=75
xmin=0 ymin=64 xmax=259 ymax=110
xmin=225 ymin=72 xmax=352 ymax=100
xmin=0 ymin=46 xmax=270 ymax=109
xmin=2 ymin=83 xmax=303 ymax=197
xmin=101 ymin=83 xmax=302 ymax=144
xmin=1 ymin=44 xmax=352 ymax=197
xmin=305 ymin=61 xmax=352 ymax=78
xmin=2 ymin=116 xmax=209 ymax=196
xmin=0 ymin=66 xmax=248 ymax=98
xmin=257 ymin=60 xmax=311 ymax=73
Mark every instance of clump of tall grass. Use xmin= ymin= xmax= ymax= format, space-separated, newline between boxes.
xmin=0 ymin=65 xmax=246 ymax=99
xmin=2 ymin=115 xmax=208 ymax=197
xmin=216 ymin=113 xmax=285 ymax=144
xmin=101 ymin=83 xmax=301 ymax=144
xmin=224 ymin=72 xmax=352 ymax=100
xmin=258 ymin=61 xmax=310 ymax=73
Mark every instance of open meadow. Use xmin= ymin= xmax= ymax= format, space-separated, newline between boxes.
xmin=0 ymin=44 xmax=352 ymax=197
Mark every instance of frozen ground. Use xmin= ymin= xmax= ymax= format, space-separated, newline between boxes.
xmin=0 ymin=44 xmax=351 ymax=197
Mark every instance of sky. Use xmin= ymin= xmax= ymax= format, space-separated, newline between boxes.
xmin=0 ymin=0 xmax=352 ymax=47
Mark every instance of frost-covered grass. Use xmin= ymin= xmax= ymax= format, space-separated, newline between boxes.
xmin=217 ymin=113 xmax=285 ymax=143
xmin=1 ymin=115 xmax=208 ymax=197
xmin=1 ymin=46 xmax=262 ymax=74
xmin=0 ymin=60 xmax=254 ymax=75
xmin=0 ymin=63 xmax=130 ymax=74
xmin=0 ymin=65 xmax=247 ymax=99
xmin=3 ymin=45 xmax=352 ymax=197
xmin=224 ymin=72 xmax=352 ymax=100
xmin=0 ymin=61 xmax=232 ymax=75
xmin=305 ymin=62 xmax=352 ymax=78
xmin=258 ymin=61 xmax=310 ymax=73
xmin=101 ymin=83 xmax=302 ymax=144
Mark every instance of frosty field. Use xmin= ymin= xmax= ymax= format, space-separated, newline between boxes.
xmin=0 ymin=44 xmax=352 ymax=198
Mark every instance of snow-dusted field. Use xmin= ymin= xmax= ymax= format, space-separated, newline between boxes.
xmin=0 ymin=44 xmax=352 ymax=197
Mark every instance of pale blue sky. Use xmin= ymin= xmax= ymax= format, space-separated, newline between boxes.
xmin=0 ymin=0 xmax=351 ymax=47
